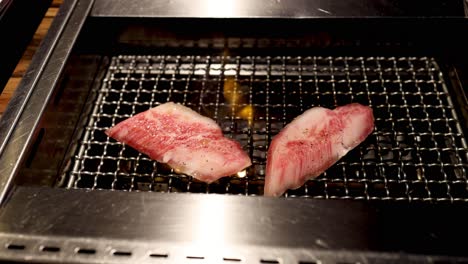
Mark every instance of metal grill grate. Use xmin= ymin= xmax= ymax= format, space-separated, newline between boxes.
xmin=66 ymin=55 xmax=468 ymax=202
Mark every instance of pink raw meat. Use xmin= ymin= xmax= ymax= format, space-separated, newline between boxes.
xmin=265 ymin=103 xmax=374 ymax=196
xmin=106 ymin=102 xmax=252 ymax=183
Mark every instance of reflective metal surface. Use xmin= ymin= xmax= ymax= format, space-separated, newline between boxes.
xmin=0 ymin=0 xmax=93 ymax=205
xmin=1 ymin=186 xmax=468 ymax=263
xmin=91 ymin=0 xmax=466 ymax=18
xmin=0 ymin=188 xmax=374 ymax=248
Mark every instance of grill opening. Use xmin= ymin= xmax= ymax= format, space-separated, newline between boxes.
xmin=112 ymin=250 xmax=132 ymax=257
xmin=76 ymin=248 xmax=96 ymax=255
xmin=224 ymin=257 xmax=242 ymax=262
xmin=41 ymin=246 xmax=60 ymax=252
xmin=187 ymin=256 xmax=205 ymax=259
xmin=6 ymin=244 xmax=25 ymax=250
xmin=149 ymin=253 xmax=168 ymax=258
xmin=64 ymin=55 xmax=468 ymax=202
xmin=260 ymin=259 xmax=280 ymax=264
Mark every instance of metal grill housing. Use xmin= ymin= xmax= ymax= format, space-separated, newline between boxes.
xmin=66 ymin=55 xmax=468 ymax=202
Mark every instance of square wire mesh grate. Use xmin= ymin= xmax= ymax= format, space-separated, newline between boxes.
xmin=66 ymin=55 xmax=468 ymax=202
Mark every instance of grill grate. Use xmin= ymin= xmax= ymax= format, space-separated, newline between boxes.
xmin=66 ymin=55 xmax=468 ymax=202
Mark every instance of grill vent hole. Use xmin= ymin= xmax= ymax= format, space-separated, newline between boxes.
xmin=299 ymin=261 xmax=319 ymax=264
xmin=113 ymin=250 xmax=132 ymax=257
xmin=149 ymin=253 xmax=168 ymax=258
xmin=41 ymin=246 xmax=60 ymax=252
xmin=76 ymin=248 xmax=96 ymax=255
xmin=6 ymin=244 xmax=25 ymax=250
xmin=260 ymin=259 xmax=280 ymax=264
xmin=224 ymin=257 xmax=242 ymax=262
xmin=187 ymin=256 xmax=205 ymax=260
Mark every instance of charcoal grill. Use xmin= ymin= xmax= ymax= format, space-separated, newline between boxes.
xmin=0 ymin=0 xmax=468 ymax=263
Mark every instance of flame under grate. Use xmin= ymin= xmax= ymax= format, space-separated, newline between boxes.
xmin=66 ymin=55 xmax=468 ymax=202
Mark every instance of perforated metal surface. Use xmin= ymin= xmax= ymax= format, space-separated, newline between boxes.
xmin=66 ymin=55 xmax=468 ymax=202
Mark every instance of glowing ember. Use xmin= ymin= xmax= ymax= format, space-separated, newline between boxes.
xmin=237 ymin=170 xmax=247 ymax=178
xmin=237 ymin=105 xmax=254 ymax=126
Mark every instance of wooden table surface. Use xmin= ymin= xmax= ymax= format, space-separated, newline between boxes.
xmin=0 ymin=0 xmax=63 ymax=116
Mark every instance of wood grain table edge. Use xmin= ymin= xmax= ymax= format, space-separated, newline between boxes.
xmin=0 ymin=0 xmax=63 ymax=116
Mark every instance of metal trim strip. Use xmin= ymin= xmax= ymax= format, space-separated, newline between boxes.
xmin=0 ymin=0 xmax=94 ymax=205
